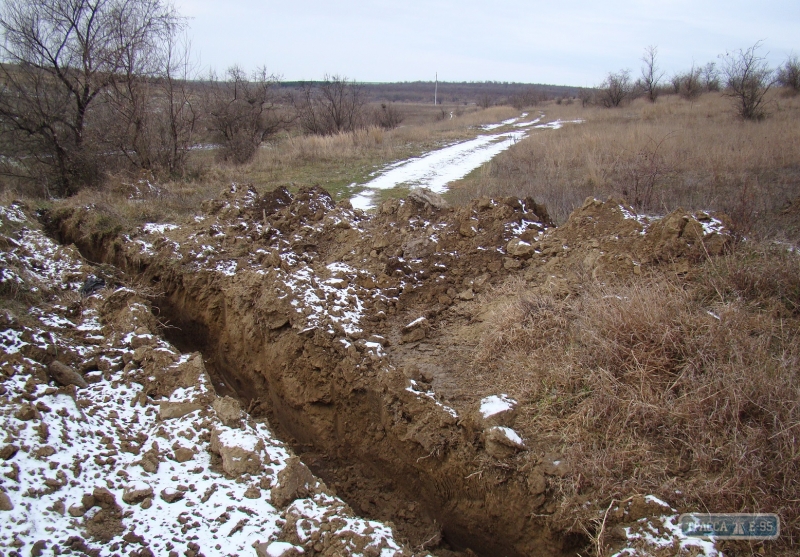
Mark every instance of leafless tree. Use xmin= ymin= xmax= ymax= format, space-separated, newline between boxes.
xmin=679 ymin=64 xmax=704 ymax=100
xmin=292 ymin=75 xmax=367 ymax=136
xmin=204 ymin=66 xmax=284 ymax=164
xmin=598 ymin=70 xmax=633 ymax=108
xmin=776 ymin=54 xmax=800 ymax=95
xmin=640 ymin=45 xmax=664 ymax=102
xmin=720 ymin=41 xmax=774 ymax=120
xmin=154 ymin=33 xmax=199 ymax=175
xmin=669 ymin=73 xmax=683 ymax=94
xmin=509 ymin=87 xmax=548 ymax=110
xmin=0 ymin=0 xmax=181 ymax=195
xmin=701 ymin=62 xmax=721 ymax=92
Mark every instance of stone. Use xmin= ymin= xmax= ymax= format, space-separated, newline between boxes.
xmin=173 ymin=448 xmax=195 ymax=463
xmin=0 ymin=444 xmax=19 ymax=460
xmin=0 ymin=488 xmax=13 ymax=510
xmin=484 ymin=426 xmax=526 ymax=459
xmin=68 ymin=504 xmax=87 ymax=517
xmin=158 ymin=401 xmax=203 ymax=420
xmin=210 ymin=428 xmax=264 ymax=478
xmin=475 ymin=394 xmax=519 ymax=428
xmin=160 ymin=488 xmax=184 ymax=503
xmin=122 ymin=485 xmax=154 ymax=505
xmin=459 ymin=219 xmax=479 ymax=237
xmin=270 ymin=457 xmax=315 ymax=508
xmin=14 ymin=404 xmax=36 ymax=421
xmin=401 ymin=316 xmax=429 ymax=344
xmin=506 ymin=238 xmax=534 ymax=258
xmin=407 ymin=188 xmax=447 ymax=209
xmin=213 ymin=396 xmax=243 ymax=428
xmin=458 ymin=288 xmax=475 ymax=301
xmin=48 ymin=360 xmax=88 ymax=388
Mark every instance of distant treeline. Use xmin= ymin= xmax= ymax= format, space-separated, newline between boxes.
xmin=279 ymin=81 xmax=583 ymax=104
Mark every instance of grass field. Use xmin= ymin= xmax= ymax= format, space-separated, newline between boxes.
xmin=449 ymin=92 xmax=800 ymax=240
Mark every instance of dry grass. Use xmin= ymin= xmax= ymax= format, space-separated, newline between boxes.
xmin=16 ymin=104 xmax=521 ymax=231
xmin=470 ymin=246 xmax=800 ymax=554
xmin=451 ymin=93 xmax=800 ymax=239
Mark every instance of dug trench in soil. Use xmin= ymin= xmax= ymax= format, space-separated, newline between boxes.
xmin=44 ymin=186 xmax=582 ymax=556
xmin=43 ymin=185 xmax=733 ymax=556
xmin=148 ymin=281 xmax=552 ymax=557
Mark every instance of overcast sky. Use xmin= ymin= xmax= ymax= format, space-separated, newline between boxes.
xmin=174 ymin=0 xmax=799 ymax=87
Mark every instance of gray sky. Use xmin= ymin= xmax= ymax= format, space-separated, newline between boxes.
xmin=175 ymin=0 xmax=799 ymax=86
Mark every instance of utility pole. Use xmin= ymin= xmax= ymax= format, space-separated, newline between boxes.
xmin=434 ymin=72 xmax=438 ymax=105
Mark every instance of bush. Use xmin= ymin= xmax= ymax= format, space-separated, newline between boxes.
xmin=721 ymin=42 xmax=774 ymax=120
xmin=598 ymin=70 xmax=633 ymax=108
xmin=776 ymin=55 xmax=800 ymax=95
xmin=203 ymin=66 xmax=284 ymax=164
xmin=292 ymin=75 xmax=367 ymax=136
xmin=372 ymin=103 xmax=404 ymax=130
xmin=679 ymin=65 xmax=704 ymax=100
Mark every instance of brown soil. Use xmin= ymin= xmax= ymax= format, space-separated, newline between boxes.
xmin=45 ymin=185 xmax=732 ymax=556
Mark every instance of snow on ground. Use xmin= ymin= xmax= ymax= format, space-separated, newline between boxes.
xmin=351 ymin=113 xmax=583 ymax=210
xmin=0 ymin=205 xmax=413 ymax=557
xmin=364 ymin=130 xmax=525 ymax=194
xmin=479 ymin=394 xmax=517 ymax=419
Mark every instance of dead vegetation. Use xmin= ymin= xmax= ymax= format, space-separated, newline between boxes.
xmin=451 ymin=92 xmax=800 ymax=240
xmin=469 ymin=243 xmax=800 ymax=554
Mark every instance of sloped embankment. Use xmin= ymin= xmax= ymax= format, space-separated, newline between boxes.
xmin=47 ymin=185 xmax=732 ymax=556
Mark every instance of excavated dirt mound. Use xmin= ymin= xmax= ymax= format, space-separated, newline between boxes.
xmin=44 ymin=185 xmax=733 ymax=556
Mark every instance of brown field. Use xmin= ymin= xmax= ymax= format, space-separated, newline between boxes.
xmin=450 ymin=92 xmax=800 ymax=240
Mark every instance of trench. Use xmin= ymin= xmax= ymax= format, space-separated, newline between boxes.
xmin=153 ymin=297 xmax=516 ymax=556
xmin=45 ymin=209 xmax=583 ymax=557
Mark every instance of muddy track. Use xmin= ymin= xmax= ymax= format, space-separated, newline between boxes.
xmin=44 ymin=186 xmax=732 ymax=556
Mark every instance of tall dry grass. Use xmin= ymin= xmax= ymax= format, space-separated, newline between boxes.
xmin=470 ymin=245 xmax=800 ymax=554
xmin=453 ymin=93 xmax=800 ymax=238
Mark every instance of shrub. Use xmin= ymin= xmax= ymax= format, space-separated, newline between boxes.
xmin=598 ymin=70 xmax=634 ymax=108
xmin=776 ymin=55 xmax=800 ymax=95
xmin=203 ymin=66 xmax=284 ymax=164
xmin=372 ymin=103 xmax=404 ymax=130
xmin=721 ymin=42 xmax=774 ymax=120
xmin=292 ymin=75 xmax=368 ymax=136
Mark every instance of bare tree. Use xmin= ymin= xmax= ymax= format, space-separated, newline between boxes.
xmin=679 ymin=64 xmax=704 ymax=100
xmin=292 ymin=75 xmax=367 ymax=136
xmin=153 ymin=33 xmax=199 ymax=175
xmin=721 ymin=41 xmax=774 ymax=120
xmin=669 ymin=73 xmax=682 ymax=94
xmin=598 ymin=70 xmax=633 ymax=108
xmin=640 ymin=45 xmax=664 ymax=102
xmin=509 ymin=87 xmax=548 ymax=110
xmin=701 ymin=62 xmax=721 ymax=92
xmin=0 ymin=0 xmax=181 ymax=195
xmin=776 ymin=54 xmax=800 ymax=95
xmin=204 ymin=66 xmax=284 ymax=164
